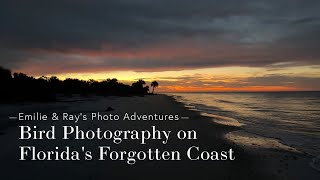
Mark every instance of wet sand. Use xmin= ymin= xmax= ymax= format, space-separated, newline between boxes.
xmin=0 ymin=94 xmax=319 ymax=179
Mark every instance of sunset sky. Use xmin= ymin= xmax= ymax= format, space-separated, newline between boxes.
xmin=1 ymin=0 xmax=320 ymax=92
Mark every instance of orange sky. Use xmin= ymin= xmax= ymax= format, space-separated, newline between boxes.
xmin=32 ymin=66 xmax=320 ymax=92
xmin=10 ymin=40 xmax=319 ymax=92
xmin=2 ymin=0 xmax=320 ymax=92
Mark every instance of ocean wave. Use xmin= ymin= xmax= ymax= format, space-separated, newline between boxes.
xmin=216 ymin=99 xmax=234 ymax=103
xmin=167 ymin=92 xmax=320 ymax=171
xmin=225 ymin=130 xmax=300 ymax=153
xmin=200 ymin=112 xmax=244 ymax=127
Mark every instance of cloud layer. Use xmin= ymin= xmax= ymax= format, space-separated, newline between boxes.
xmin=0 ymin=0 xmax=320 ymax=76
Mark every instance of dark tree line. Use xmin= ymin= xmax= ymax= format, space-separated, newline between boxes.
xmin=0 ymin=66 xmax=154 ymax=103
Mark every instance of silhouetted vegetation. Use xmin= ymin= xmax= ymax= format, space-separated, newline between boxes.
xmin=151 ymin=81 xmax=159 ymax=94
xmin=0 ymin=66 xmax=155 ymax=103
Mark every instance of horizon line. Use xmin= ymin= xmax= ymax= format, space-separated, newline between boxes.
xmin=160 ymin=90 xmax=320 ymax=93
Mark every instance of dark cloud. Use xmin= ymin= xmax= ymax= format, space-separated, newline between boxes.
xmin=157 ymin=74 xmax=320 ymax=91
xmin=0 ymin=0 xmax=320 ymax=74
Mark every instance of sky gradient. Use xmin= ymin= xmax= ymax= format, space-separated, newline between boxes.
xmin=1 ymin=0 xmax=320 ymax=91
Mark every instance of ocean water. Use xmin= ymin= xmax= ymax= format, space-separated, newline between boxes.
xmin=166 ymin=92 xmax=320 ymax=167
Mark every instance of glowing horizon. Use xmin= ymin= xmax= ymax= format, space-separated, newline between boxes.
xmin=1 ymin=1 xmax=320 ymax=92
xmin=26 ymin=65 xmax=320 ymax=92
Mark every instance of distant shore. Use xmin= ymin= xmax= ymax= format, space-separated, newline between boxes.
xmin=0 ymin=94 xmax=319 ymax=179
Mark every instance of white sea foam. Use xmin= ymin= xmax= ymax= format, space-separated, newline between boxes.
xmin=200 ymin=112 xmax=244 ymax=127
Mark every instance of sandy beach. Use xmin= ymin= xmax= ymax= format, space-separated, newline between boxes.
xmin=0 ymin=94 xmax=319 ymax=180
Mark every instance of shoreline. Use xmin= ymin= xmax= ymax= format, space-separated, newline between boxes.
xmin=0 ymin=94 xmax=319 ymax=179
xmin=165 ymin=94 xmax=320 ymax=178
